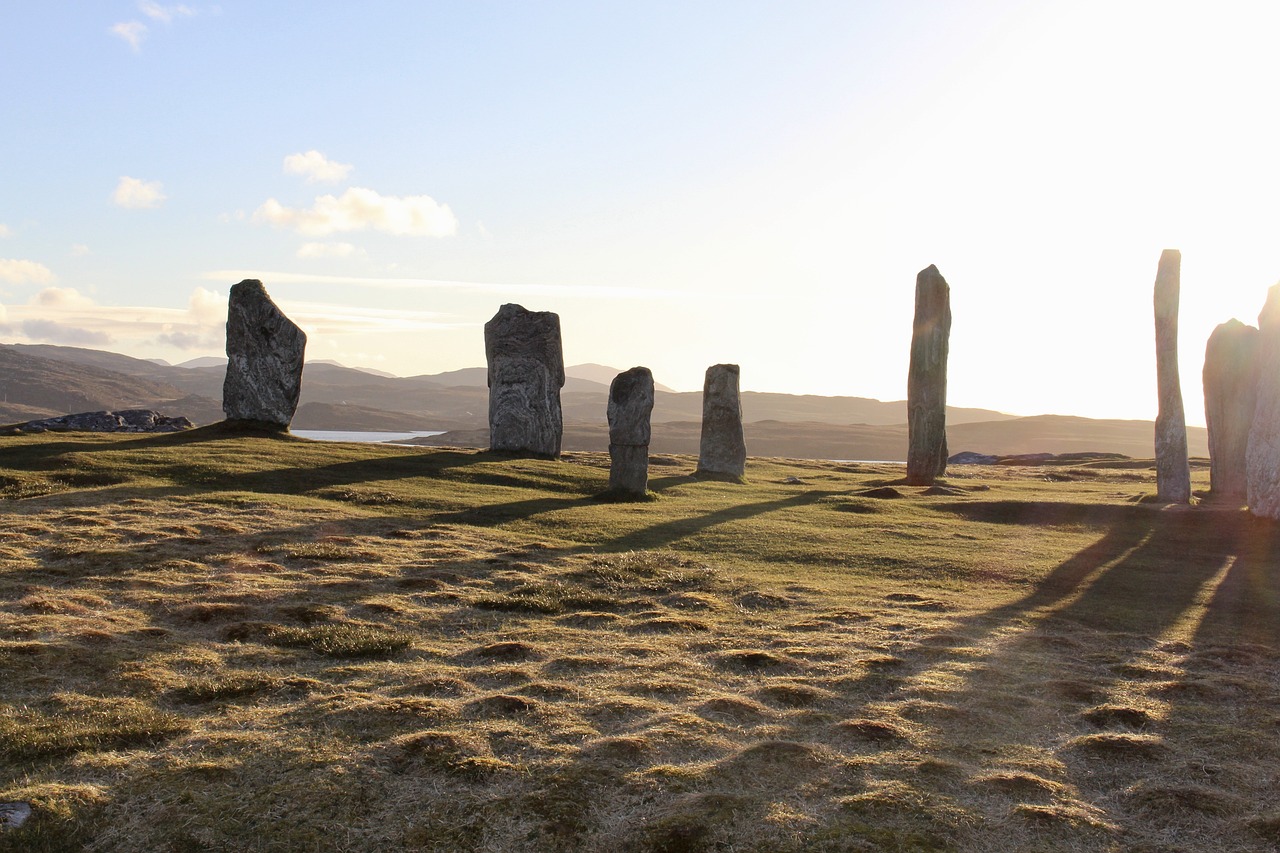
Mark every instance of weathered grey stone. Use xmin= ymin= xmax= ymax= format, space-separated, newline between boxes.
xmin=607 ymin=366 xmax=654 ymax=496
xmin=222 ymin=279 xmax=306 ymax=428
xmin=696 ymin=364 xmax=746 ymax=479
xmin=1247 ymin=285 xmax=1280 ymax=519
xmin=1203 ymin=319 xmax=1259 ymax=503
xmin=906 ymin=265 xmax=951 ymax=485
xmin=484 ymin=304 xmax=565 ymax=457
xmin=1153 ymin=250 xmax=1191 ymax=503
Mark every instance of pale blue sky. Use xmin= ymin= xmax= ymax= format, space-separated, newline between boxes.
xmin=3 ymin=1 xmax=1279 ymax=424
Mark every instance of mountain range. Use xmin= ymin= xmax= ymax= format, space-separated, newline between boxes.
xmin=0 ymin=343 xmax=1208 ymax=460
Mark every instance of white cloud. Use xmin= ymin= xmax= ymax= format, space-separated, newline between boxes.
xmin=138 ymin=2 xmax=196 ymax=23
xmin=283 ymin=151 xmax=353 ymax=184
xmin=0 ymin=224 xmax=11 ymax=238
xmin=110 ymin=21 xmax=148 ymax=52
xmin=253 ymin=187 xmax=457 ymax=238
xmin=71 ymin=244 xmax=91 ymax=256
xmin=187 ymin=286 xmax=225 ymax=325
xmin=0 ymin=259 xmax=55 ymax=285
xmin=296 ymin=241 xmax=364 ymax=259
xmin=21 ymin=319 xmax=113 ymax=346
xmin=113 ymin=176 xmax=167 ymax=209
xmin=34 ymin=287 xmax=94 ymax=308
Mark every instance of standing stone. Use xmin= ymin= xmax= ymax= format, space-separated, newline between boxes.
xmin=484 ymin=304 xmax=565 ymax=457
xmin=1203 ymin=319 xmax=1259 ymax=503
xmin=222 ymin=279 xmax=306 ymax=428
xmin=1247 ymin=285 xmax=1280 ymax=519
xmin=607 ymin=367 xmax=654 ymax=496
xmin=906 ymin=265 xmax=951 ymax=485
xmin=696 ymin=364 xmax=746 ymax=479
xmin=1153 ymin=250 xmax=1191 ymax=503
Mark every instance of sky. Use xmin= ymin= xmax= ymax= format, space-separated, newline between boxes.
xmin=3 ymin=1 xmax=1279 ymax=426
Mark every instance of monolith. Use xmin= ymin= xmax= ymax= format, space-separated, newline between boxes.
xmin=1203 ymin=319 xmax=1259 ymax=503
xmin=607 ymin=367 xmax=654 ymax=496
xmin=906 ymin=265 xmax=951 ymax=485
xmin=1153 ymin=250 xmax=1191 ymax=503
xmin=484 ymin=303 xmax=565 ymax=457
xmin=696 ymin=363 xmax=746 ymax=479
xmin=222 ymin=279 xmax=306 ymax=428
xmin=1247 ymin=285 xmax=1280 ymax=518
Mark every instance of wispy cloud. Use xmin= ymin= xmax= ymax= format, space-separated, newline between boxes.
xmin=283 ymin=151 xmax=353 ymax=184
xmin=0 ymin=259 xmax=56 ymax=285
xmin=138 ymin=1 xmax=196 ymax=23
xmin=110 ymin=21 xmax=148 ymax=52
xmin=71 ymin=244 xmax=92 ymax=257
xmin=296 ymin=241 xmax=364 ymax=260
xmin=253 ymin=188 xmax=457 ymax=238
xmin=0 ymin=224 xmax=12 ymax=238
xmin=113 ymin=176 xmax=167 ymax=209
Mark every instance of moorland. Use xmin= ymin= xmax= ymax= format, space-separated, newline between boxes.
xmin=0 ymin=427 xmax=1276 ymax=851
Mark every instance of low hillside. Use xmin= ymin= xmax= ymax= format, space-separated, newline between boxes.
xmin=0 ymin=431 xmax=1276 ymax=851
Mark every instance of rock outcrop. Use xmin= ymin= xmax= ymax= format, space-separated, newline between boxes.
xmin=1203 ymin=319 xmax=1259 ymax=503
xmin=906 ymin=265 xmax=951 ymax=485
xmin=222 ymin=279 xmax=306 ymax=428
xmin=1153 ymin=250 xmax=1191 ymax=503
xmin=1247 ymin=285 xmax=1280 ymax=518
xmin=484 ymin=304 xmax=565 ymax=457
xmin=607 ymin=367 xmax=654 ymax=496
xmin=696 ymin=364 xmax=746 ymax=479
xmin=0 ymin=410 xmax=194 ymax=435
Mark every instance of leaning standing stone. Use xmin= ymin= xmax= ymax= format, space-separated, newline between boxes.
xmin=1153 ymin=250 xmax=1191 ymax=503
xmin=485 ymin=304 xmax=565 ymax=457
xmin=906 ymin=265 xmax=951 ymax=485
xmin=222 ymin=279 xmax=306 ymax=428
xmin=607 ymin=367 xmax=654 ymax=496
xmin=1203 ymin=319 xmax=1259 ymax=503
xmin=696 ymin=363 xmax=746 ymax=479
xmin=1247 ymin=285 xmax=1280 ymax=518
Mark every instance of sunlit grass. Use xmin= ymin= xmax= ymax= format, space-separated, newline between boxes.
xmin=0 ymin=428 xmax=1275 ymax=851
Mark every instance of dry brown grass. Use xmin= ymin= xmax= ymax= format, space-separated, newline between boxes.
xmin=0 ymin=431 xmax=1277 ymax=851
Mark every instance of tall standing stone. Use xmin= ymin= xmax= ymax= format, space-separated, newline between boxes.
xmin=1247 ymin=285 xmax=1280 ymax=518
xmin=1153 ymin=250 xmax=1191 ymax=503
xmin=906 ymin=265 xmax=951 ymax=485
xmin=1203 ymin=319 xmax=1259 ymax=503
xmin=484 ymin=303 xmax=565 ymax=457
xmin=222 ymin=279 xmax=306 ymax=428
xmin=607 ymin=367 xmax=654 ymax=496
xmin=696 ymin=363 xmax=746 ymax=479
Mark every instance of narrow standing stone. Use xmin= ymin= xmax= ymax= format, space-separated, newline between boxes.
xmin=1153 ymin=250 xmax=1191 ymax=503
xmin=222 ymin=279 xmax=306 ymax=428
xmin=696 ymin=363 xmax=746 ymax=479
xmin=1247 ymin=285 xmax=1280 ymax=518
xmin=607 ymin=367 xmax=654 ymax=496
xmin=484 ymin=304 xmax=565 ymax=457
xmin=906 ymin=265 xmax=951 ymax=485
xmin=1203 ymin=319 xmax=1259 ymax=503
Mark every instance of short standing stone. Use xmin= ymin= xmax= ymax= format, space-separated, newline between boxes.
xmin=608 ymin=367 xmax=654 ymax=496
xmin=906 ymin=265 xmax=951 ymax=485
xmin=1247 ymin=285 xmax=1280 ymax=518
xmin=1203 ymin=319 xmax=1259 ymax=503
xmin=222 ymin=279 xmax=306 ymax=428
xmin=1153 ymin=250 xmax=1191 ymax=503
xmin=696 ymin=364 xmax=746 ymax=479
xmin=484 ymin=304 xmax=565 ymax=457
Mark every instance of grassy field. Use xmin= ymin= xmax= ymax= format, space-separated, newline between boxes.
xmin=1 ymin=426 xmax=1278 ymax=851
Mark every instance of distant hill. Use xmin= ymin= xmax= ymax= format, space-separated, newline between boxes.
xmin=0 ymin=343 xmax=1208 ymax=461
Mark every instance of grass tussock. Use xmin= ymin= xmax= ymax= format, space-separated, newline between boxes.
xmin=0 ymin=432 xmax=1273 ymax=851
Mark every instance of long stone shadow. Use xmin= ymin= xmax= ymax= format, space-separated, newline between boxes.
xmin=1190 ymin=512 xmax=1280 ymax=648
xmin=599 ymin=489 xmax=843 ymax=554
